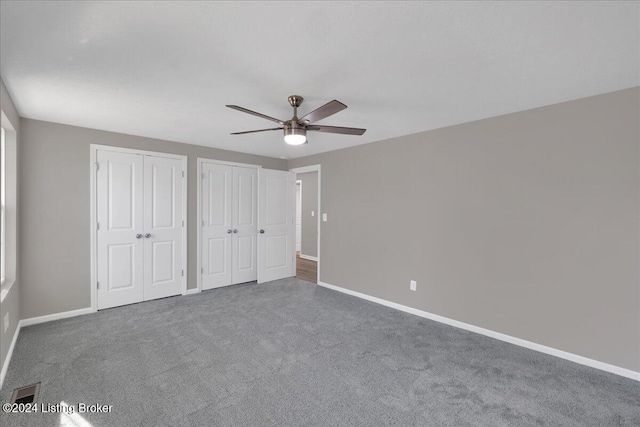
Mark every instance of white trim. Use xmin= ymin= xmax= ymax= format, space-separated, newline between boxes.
xmin=196 ymin=157 xmax=262 ymax=293
xmin=89 ymin=146 xmax=98 ymax=311
xmin=89 ymin=144 xmax=188 ymax=160
xmin=179 ymin=156 xmax=188 ymax=296
xmin=290 ymin=165 xmax=320 ymax=174
xmin=317 ymin=281 xmax=640 ymax=382
xmin=197 ymin=158 xmax=262 ymax=169
xmin=19 ymin=307 xmax=94 ymax=327
xmin=290 ymin=165 xmax=321 ymax=283
xmin=1 ymin=113 xmax=18 ymax=304
xmin=185 ymin=288 xmax=201 ymax=295
xmin=295 ymin=180 xmax=302 ymax=254
xmin=0 ymin=279 xmax=14 ymax=303
xmin=1 ymin=306 xmax=95 ymax=389
xmin=299 ymin=254 xmax=318 ymax=262
xmin=89 ymin=144 xmax=188 ymax=309
xmin=0 ymin=321 xmax=19 ymax=389
xmin=196 ymin=158 xmax=203 ymax=294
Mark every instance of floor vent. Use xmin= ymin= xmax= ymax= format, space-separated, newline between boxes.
xmin=10 ymin=383 xmax=41 ymax=405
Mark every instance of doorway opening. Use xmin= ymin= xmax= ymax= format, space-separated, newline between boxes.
xmin=291 ymin=167 xmax=320 ymax=284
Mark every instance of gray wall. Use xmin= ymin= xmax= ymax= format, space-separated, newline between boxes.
xmin=0 ymin=79 xmax=20 ymax=373
xmin=298 ymin=171 xmax=318 ymax=258
xmin=19 ymin=119 xmax=287 ymax=319
xmin=289 ymin=87 xmax=640 ymax=372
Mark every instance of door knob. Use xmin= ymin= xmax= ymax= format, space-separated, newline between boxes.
xmin=259 ymin=229 xmax=265 ymax=234
xmin=136 ymin=234 xmax=142 ymax=239
xmin=145 ymin=233 xmax=151 ymax=238
xmin=227 ymin=229 xmax=232 ymax=234
xmin=233 ymin=229 xmax=238 ymax=233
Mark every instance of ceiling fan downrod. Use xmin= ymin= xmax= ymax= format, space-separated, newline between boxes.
xmin=287 ymin=95 xmax=304 ymax=121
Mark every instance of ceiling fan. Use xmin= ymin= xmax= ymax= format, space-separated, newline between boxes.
xmin=226 ymin=95 xmax=366 ymax=145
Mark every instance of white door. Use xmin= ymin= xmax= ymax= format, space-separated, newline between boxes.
xmin=96 ymin=150 xmax=144 ymax=309
xmin=232 ymin=166 xmax=258 ymax=284
xmin=258 ymin=169 xmax=295 ymax=283
xmin=201 ymin=163 xmax=233 ymax=290
xmin=143 ymin=155 xmax=184 ymax=301
xmin=296 ymin=181 xmax=302 ymax=252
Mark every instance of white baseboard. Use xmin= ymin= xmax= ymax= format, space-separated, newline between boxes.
xmin=299 ymin=254 xmax=318 ymax=262
xmin=19 ymin=307 xmax=95 ymax=327
xmin=0 ymin=322 xmax=21 ymax=389
xmin=317 ymin=281 xmax=640 ymax=382
xmin=185 ymin=288 xmax=201 ymax=295
xmin=1 ymin=306 xmax=95 ymax=389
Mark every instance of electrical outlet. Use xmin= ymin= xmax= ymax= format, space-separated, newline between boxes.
xmin=410 ymin=280 xmax=417 ymax=291
xmin=323 ymin=213 xmax=328 ymax=222
xmin=311 ymin=211 xmax=315 ymax=217
xmin=3 ymin=312 xmax=9 ymax=333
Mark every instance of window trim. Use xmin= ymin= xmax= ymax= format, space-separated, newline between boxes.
xmin=1 ymin=125 xmax=6 ymax=286
xmin=0 ymin=110 xmax=17 ymax=302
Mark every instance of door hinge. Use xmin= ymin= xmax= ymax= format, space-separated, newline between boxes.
xmin=182 ymin=170 xmax=185 ymax=178
xmin=97 ymin=281 xmax=100 ymax=289
xmin=95 ymin=162 xmax=99 ymax=171
xmin=201 ymin=267 xmax=204 ymax=274
xmin=181 ymin=269 xmax=184 ymax=277
xmin=182 ymin=219 xmax=184 ymax=227
xmin=96 ymin=222 xmax=100 ymax=230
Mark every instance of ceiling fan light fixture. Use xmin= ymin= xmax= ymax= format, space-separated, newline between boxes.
xmin=284 ymin=127 xmax=307 ymax=145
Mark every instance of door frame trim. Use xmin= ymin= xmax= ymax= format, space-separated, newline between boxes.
xmin=295 ymin=179 xmax=302 ymax=253
xmin=196 ymin=158 xmax=262 ymax=293
xmin=89 ymin=144 xmax=188 ymax=311
xmin=290 ymin=164 xmax=321 ymax=283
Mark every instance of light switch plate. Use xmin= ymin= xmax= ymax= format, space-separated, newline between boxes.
xmin=311 ymin=211 xmax=314 ymax=217
xmin=322 ymin=213 xmax=328 ymax=222
xmin=410 ymin=280 xmax=417 ymax=291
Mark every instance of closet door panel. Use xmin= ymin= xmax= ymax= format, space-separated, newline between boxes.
xmin=232 ymin=167 xmax=258 ymax=284
xmin=143 ymin=155 xmax=183 ymax=301
xmin=96 ymin=150 xmax=144 ymax=309
xmin=201 ymin=163 xmax=233 ymax=289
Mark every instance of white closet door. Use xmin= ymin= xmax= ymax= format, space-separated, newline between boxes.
xmin=232 ymin=166 xmax=258 ymax=284
xmin=258 ymin=169 xmax=295 ymax=283
xmin=96 ymin=150 xmax=144 ymax=310
xmin=201 ymin=162 xmax=233 ymax=289
xmin=143 ymin=155 xmax=183 ymax=301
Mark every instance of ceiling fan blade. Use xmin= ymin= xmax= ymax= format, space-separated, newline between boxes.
xmin=230 ymin=127 xmax=283 ymax=135
xmin=307 ymin=125 xmax=366 ymax=135
xmin=226 ymin=105 xmax=284 ymax=125
xmin=298 ymin=100 xmax=347 ymax=124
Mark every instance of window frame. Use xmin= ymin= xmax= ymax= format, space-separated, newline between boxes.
xmin=1 ymin=125 xmax=5 ymax=286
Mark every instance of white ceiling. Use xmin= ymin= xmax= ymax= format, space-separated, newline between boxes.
xmin=1 ymin=1 xmax=638 ymax=159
